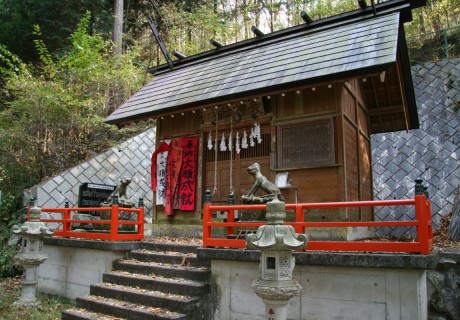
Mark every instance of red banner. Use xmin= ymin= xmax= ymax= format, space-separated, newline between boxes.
xmin=179 ymin=137 xmax=198 ymax=211
xmin=164 ymin=138 xmax=183 ymax=215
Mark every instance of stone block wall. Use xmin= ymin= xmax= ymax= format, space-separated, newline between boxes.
xmin=33 ymin=128 xmax=155 ymax=227
xmin=373 ymin=59 xmax=460 ymax=235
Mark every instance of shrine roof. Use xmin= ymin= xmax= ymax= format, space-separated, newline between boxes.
xmin=105 ymin=0 xmax=424 ymax=126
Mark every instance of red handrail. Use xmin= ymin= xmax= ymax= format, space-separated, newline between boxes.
xmin=30 ymin=205 xmax=145 ymax=241
xmin=202 ymin=195 xmax=434 ymax=254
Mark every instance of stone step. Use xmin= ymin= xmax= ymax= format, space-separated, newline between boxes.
xmin=141 ymin=241 xmax=201 ymax=255
xmin=103 ymin=271 xmax=210 ymax=297
xmin=128 ymin=249 xmax=210 ymax=268
xmin=75 ymin=295 xmax=186 ymax=320
xmin=113 ymin=259 xmax=210 ymax=282
xmin=89 ymin=283 xmax=203 ymax=315
xmin=61 ymin=239 xmax=211 ymax=320
xmin=62 ymin=308 xmax=125 ymax=320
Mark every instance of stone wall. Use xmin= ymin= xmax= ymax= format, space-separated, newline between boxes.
xmin=373 ymin=58 xmax=460 ymax=235
xmin=199 ymin=248 xmax=435 ymax=320
xmin=38 ymin=238 xmax=140 ymax=299
xmin=427 ymin=251 xmax=460 ymax=319
xmin=32 ymin=128 xmax=155 ymax=231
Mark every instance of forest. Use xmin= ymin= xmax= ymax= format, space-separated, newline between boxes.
xmin=0 ymin=0 xmax=459 ymax=251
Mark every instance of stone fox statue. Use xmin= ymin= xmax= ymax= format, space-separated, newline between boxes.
xmin=102 ymin=178 xmax=134 ymax=207
xmin=241 ymin=163 xmax=285 ymax=204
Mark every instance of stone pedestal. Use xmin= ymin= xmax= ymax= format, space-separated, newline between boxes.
xmin=14 ymin=266 xmax=41 ymax=306
xmin=252 ymin=278 xmax=301 ymax=320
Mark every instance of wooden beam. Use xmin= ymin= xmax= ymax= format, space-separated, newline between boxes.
xmin=251 ymin=26 xmax=264 ymax=37
xmin=300 ymin=11 xmax=313 ymax=24
xmin=368 ymin=105 xmax=405 ymax=116
xmin=396 ymin=58 xmax=410 ymax=131
xmin=147 ymin=15 xmax=174 ymax=70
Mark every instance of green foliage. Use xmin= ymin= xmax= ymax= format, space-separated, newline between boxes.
xmin=405 ymin=0 xmax=460 ymax=37
xmin=33 ymin=25 xmax=54 ymax=71
xmin=0 ymin=13 xmax=150 ymax=226
xmin=0 ymin=0 xmax=113 ymax=64
xmin=0 ymin=244 xmax=18 ymax=278
xmin=0 ymin=45 xmax=27 ymax=81
xmin=405 ymin=0 xmax=460 ymax=64
xmin=0 ymin=207 xmax=22 ymax=278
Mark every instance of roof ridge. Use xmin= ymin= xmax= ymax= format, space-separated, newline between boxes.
xmin=147 ymin=0 xmax=423 ymax=75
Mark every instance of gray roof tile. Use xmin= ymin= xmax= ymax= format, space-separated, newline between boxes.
xmin=106 ymin=13 xmax=401 ymax=124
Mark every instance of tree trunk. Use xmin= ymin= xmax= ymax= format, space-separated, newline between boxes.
xmin=447 ymin=190 xmax=460 ymax=241
xmin=112 ymin=0 xmax=124 ymax=55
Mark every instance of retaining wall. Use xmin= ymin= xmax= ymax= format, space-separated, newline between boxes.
xmin=373 ymin=59 xmax=460 ymax=235
xmin=197 ymin=248 xmax=457 ymax=320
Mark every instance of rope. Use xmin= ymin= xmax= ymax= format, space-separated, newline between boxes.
xmin=213 ymin=109 xmax=218 ymax=195
xmin=229 ymin=108 xmax=234 ymax=193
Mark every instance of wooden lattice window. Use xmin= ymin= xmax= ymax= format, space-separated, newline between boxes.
xmin=277 ymin=120 xmax=335 ymax=168
xmin=205 ymin=133 xmax=271 ymax=162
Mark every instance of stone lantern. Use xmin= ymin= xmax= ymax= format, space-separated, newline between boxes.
xmin=246 ymin=194 xmax=308 ymax=320
xmin=12 ymin=204 xmax=54 ymax=306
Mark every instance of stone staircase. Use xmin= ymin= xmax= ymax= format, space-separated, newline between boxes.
xmin=62 ymin=241 xmax=211 ymax=320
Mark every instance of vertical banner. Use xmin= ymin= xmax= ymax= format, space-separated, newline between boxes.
xmin=155 ymin=140 xmax=171 ymax=205
xmin=179 ymin=137 xmax=198 ymax=211
xmin=164 ymin=138 xmax=183 ymax=215
xmin=150 ymin=141 xmax=171 ymax=192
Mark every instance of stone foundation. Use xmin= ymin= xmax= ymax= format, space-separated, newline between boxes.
xmin=198 ymin=248 xmax=460 ymax=320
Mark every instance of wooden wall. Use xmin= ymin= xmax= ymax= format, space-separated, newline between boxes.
xmin=274 ymin=81 xmax=373 ymax=221
xmin=341 ymin=80 xmax=373 ymax=220
xmin=153 ymin=79 xmax=374 ymax=223
xmin=158 ymin=111 xmax=201 ymax=138
xmin=274 ymin=86 xmax=341 ymax=221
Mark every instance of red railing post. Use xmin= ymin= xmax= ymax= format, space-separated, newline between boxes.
xmin=415 ymin=194 xmax=430 ymax=254
xmin=226 ymin=192 xmax=235 ymax=236
xmin=202 ymin=190 xmax=212 ymax=247
xmin=426 ymin=198 xmax=433 ymax=247
xmin=110 ymin=195 xmax=120 ymax=241
xmin=138 ymin=199 xmax=145 ymax=240
xmin=414 ymin=178 xmax=430 ymax=254
xmin=63 ymin=204 xmax=71 ymax=237
xmin=295 ymin=204 xmax=304 ymax=234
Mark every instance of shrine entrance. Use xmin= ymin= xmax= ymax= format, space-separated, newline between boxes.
xmin=204 ymin=128 xmax=271 ymax=204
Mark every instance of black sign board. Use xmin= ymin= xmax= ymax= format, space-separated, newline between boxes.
xmin=78 ymin=183 xmax=116 ymax=208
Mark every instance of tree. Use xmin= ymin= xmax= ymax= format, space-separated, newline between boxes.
xmin=0 ymin=13 xmax=150 ymax=221
xmin=113 ymin=0 xmax=124 ymax=55
xmin=0 ymin=0 xmax=113 ymax=63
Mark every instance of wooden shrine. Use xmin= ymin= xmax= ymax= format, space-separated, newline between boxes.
xmin=105 ymin=0 xmax=425 ymax=238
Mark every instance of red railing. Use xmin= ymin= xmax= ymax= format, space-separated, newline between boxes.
xmin=203 ymin=194 xmax=433 ymax=254
xmin=30 ymin=205 xmax=144 ymax=241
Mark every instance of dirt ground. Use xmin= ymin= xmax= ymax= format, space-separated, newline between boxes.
xmin=432 ymin=212 xmax=460 ymax=251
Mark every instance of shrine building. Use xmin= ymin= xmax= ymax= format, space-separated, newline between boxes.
xmin=105 ymin=0 xmax=425 ymax=238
